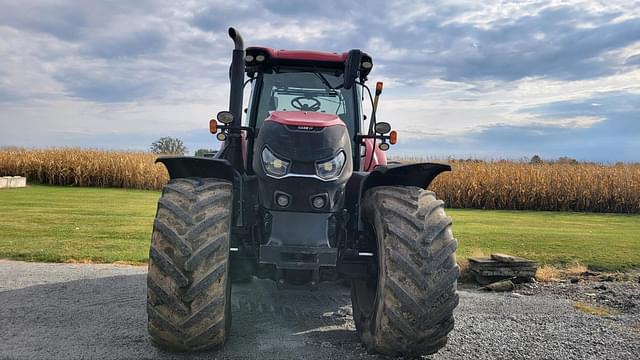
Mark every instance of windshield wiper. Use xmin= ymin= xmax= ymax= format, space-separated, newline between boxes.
xmin=315 ymin=73 xmax=338 ymax=95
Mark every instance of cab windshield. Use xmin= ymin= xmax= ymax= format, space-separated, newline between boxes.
xmin=254 ymin=71 xmax=357 ymax=136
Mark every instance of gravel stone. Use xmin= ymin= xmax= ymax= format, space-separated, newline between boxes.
xmin=1 ymin=260 xmax=639 ymax=359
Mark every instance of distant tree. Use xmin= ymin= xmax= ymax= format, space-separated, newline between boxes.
xmin=556 ymin=156 xmax=578 ymax=165
xmin=530 ymin=155 xmax=543 ymax=164
xmin=195 ymin=148 xmax=216 ymax=157
xmin=150 ymin=137 xmax=187 ymax=155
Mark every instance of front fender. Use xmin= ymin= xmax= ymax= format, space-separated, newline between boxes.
xmin=345 ymin=162 xmax=451 ymax=231
xmin=156 ymin=156 xmax=236 ymax=182
xmin=361 ymin=162 xmax=451 ymax=191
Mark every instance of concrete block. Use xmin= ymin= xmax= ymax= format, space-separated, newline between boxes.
xmin=1 ymin=176 xmax=26 ymax=188
xmin=10 ymin=176 xmax=26 ymax=188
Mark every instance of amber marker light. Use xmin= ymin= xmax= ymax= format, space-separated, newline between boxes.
xmin=389 ymin=130 xmax=398 ymax=145
xmin=375 ymin=81 xmax=383 ymax=95
xmin=209 ymin=119 xmax=218 ymax=134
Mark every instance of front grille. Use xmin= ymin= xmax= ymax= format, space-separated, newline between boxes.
xmin=289 ymin=161 xmax=316 ymax=174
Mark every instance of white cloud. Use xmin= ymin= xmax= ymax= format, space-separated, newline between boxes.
xmin=0 ymin=0 xmax=639 ymax=160
xmin=370 ymin=66 xmax=640 ymax=140
xmin=243 ymin=20 xmax=355 ymax=44
xmin=366 ymin=37 xmax=409 ymax=61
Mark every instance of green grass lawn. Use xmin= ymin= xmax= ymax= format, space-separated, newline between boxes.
xmin=449 ymin=209 xmax=640 ymax=270
xmin=0 ymin=185 xmax=158 ymax=263
xmin=1 ymin=185 xmax=639 ymax=270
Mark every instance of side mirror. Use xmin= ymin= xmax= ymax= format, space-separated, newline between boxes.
xmin=343 ymin=49 xmax=362 ymax=90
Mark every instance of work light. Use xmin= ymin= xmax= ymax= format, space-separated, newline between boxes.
xmin=374 ymin=122 xmax=391 ymax=134
xmin=276 ymin=194 xmax=290 ymax=207
xmin=217 ymin=111 xmax=234 ymax=124
xmin=312 ymin=196 xmax=326 ymax=209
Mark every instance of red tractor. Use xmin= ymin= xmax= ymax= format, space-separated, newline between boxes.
xmin=147 ymin=27 xmax=459 ymax=357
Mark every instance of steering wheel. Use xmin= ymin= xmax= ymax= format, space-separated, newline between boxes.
xmin=291 ymin=96 xmax=322 ymax=112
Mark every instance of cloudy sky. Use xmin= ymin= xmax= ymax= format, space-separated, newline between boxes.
xmin=0 ymin=0 xmax=639 ymax=161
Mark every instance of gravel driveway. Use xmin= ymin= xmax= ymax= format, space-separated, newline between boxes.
xmin=0 ymin=260 xmax=638 ymax=360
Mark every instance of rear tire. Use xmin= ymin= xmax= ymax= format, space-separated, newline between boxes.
xmin=147 ymin=178 xmax=232 ymax=352
xmin=351 ymin=186 xmax=459 ymax=357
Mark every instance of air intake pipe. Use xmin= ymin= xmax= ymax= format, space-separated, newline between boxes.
xmin=226 ymin=27 xmax=245 ymax=171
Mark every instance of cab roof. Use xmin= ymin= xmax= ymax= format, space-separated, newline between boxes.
xmin=244 ymin=47 xmax=373 ymax=78
xmin=249 ymin=47 xmax=349 ymax=63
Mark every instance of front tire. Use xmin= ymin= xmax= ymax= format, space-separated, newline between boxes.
xmin=351 ymin=186 xmax=459 ymax=357
xmin=147 ymin=178 xmax=232 ymax=352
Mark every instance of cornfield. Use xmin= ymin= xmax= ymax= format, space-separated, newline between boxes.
xmin=431 ymin=161 xmax=640 ymax=213
xmin=0 ymin=148 xmax=167 ymax=190
xmin=1 ymin=148 xmax=639 ymax=213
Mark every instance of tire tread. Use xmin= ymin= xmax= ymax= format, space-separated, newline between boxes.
xmin=147 ymin=178 xmax=232 ymax=352
xmin=352 ymin=186 xmax=459 ymax=357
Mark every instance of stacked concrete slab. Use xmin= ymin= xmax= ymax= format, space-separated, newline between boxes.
xmin=469 ymin=253 xmax=537 ymax=285
xmin=0 ymin=176 xmax=27 ymax=188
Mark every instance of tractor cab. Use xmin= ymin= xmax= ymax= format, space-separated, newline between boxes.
xmin=252 ymin=70 xmax=356 ymax=134
xmin=244 ymin=47 xmax=374 ymax=168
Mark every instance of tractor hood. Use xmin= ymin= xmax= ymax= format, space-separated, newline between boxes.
xmin=267 ymin=111 xmax=345 ymax=128
xmin=252 ymin=111 xmax=353 ymax=213
xmin=259 ymin=111 xmax=351 ymax=163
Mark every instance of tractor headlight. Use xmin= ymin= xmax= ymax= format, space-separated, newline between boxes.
xmin=315 ymin=151 xmax=346 ymax=180
xmin=261 ymin=147 xmax=290 ymax=178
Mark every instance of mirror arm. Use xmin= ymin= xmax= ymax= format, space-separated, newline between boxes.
xmin=360 ymin=83 xmax=377 ymax=135
xmin=355 ymin=133 xmax=391 ymax=141
xmin=216 ymin=124 xmax=256 ymax=138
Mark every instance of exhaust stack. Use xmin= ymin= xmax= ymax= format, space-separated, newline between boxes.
xmin=226 ymin=27 xmax=245 ymax=171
